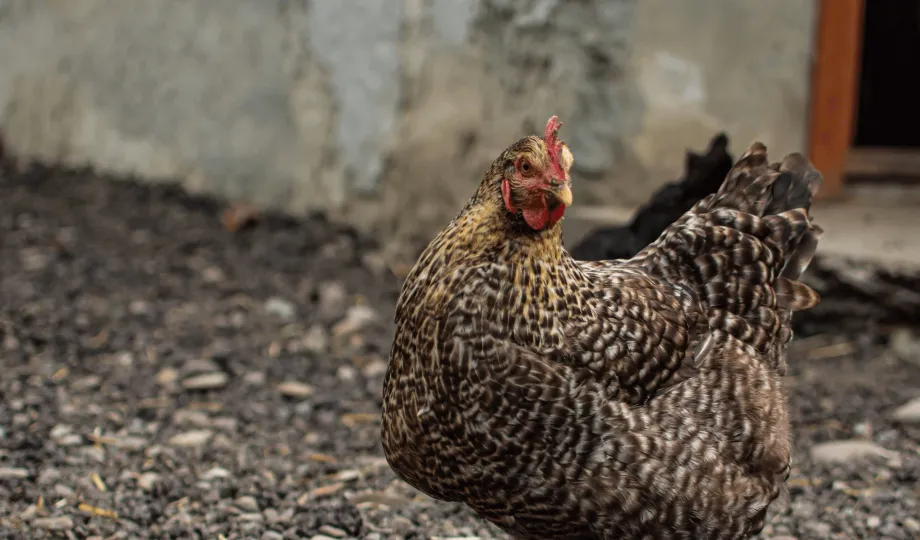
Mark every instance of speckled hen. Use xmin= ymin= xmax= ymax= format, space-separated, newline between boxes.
xmin=381 ymin=116 xmax=823 ymax=539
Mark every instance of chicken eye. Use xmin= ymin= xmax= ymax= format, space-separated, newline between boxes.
xmin=519 ymin=160 xmax=532 ymax=175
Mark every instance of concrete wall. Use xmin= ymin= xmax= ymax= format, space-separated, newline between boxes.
xmin=0 ymin=0 xmax=817 ymax=255
xmin=629 ymin=1 xmax=818 ymax=198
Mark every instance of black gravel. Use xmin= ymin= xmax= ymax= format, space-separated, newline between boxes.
xmin=1 ymin=161 xmax=918 ymax=540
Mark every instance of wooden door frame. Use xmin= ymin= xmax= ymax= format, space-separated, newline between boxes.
xmin=807 ymin=0 xmax=866 ymax=199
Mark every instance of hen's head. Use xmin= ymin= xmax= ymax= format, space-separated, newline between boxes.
xmin=483 ymin=116 xmax=574 ymax=231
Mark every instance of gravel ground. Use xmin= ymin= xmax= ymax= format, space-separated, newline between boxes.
xmin=1 ymin=161 xmax=919 ymax=540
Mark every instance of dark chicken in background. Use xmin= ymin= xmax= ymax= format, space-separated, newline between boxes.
xmin=568 ymin=134 xmax=920 ymax=339
xmin=382 ymin=116 xmax=824 ymax=539
xmin=570 ymin=132 xmax=734 ymax=261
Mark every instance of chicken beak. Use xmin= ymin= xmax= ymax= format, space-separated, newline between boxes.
xmin=544 ymin=181 xmax=573 ymax=207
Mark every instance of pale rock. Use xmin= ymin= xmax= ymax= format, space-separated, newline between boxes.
xmin=331 ymin=305 xmax=378 ymax=336
xmin=235 ymin=495 xmax=260 ymax=512
xmin=32 ymin=516 xmax=74 ymax=530
xmin=182 ymin=372 xmax=229 ymax=390
xmin=265 ymin=297 xmax=296 ymax=321
xmin=809 ymin=439 xmax=899 ymax=463
xmin=168 ymin=429 xmax=213 ymax=447
xmin=137 ymin=472 xmax=160 ymax=491
xmin=278 ymin=381 xmax=314 ymax=399
xmin=201 ymin=467 xmax=232 ymax=480
xmin=0 ymin=467 xmax=29 ymax=480
xmin=890 ymin=396 xmax=920 ymax=424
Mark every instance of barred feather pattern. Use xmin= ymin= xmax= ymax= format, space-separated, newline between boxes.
xmin=381 ymin=137 xmax=823 ymax=540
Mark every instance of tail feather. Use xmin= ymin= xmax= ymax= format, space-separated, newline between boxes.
xmin=703 ymin=143 xmax=824 ymax=290
xmin=775 ymin=278 xmax=820 ymax=311
xmin=780 ymin=226 xmax=820 ymax=280
xmin=630 ymin=142 xmax=824 ymax=367
xmin=708 ymin=144 xmax=821 ymax=217
xmin=769 ymin=153 xmax=823 ymax=214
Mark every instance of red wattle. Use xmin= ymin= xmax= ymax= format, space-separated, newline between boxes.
xmin=548 ymin=203 xmax=566 ymax=226
xmin=503 ymin=182 xmax=565 ymax=230
xmin=522 ymin=205 xmax=550 ymax=230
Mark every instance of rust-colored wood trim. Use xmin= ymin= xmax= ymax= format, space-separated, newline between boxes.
xmin=807 ymin=0 xmax=866 ymax=199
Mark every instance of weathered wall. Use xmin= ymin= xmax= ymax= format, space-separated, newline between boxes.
xmin=0 ymin=0 xmax=817 ymax=255
xmin=629 ymin=1 xmax=818 ymax=200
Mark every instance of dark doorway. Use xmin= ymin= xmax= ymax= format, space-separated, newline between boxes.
xmin=854 ymin=1 xmax=920 ymax=148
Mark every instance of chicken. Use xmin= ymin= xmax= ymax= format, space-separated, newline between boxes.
xmin=381 ymin=116 xmax=823 ymax=539
xmin=570 ymin=132 xmax=733 ymax=261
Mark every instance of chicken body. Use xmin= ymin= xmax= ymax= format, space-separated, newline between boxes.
xmin=381 ymin=120 xmax=822 ymax=539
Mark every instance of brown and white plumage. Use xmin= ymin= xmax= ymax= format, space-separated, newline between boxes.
xmin=381 ymin=117 xmax=823 ymax=539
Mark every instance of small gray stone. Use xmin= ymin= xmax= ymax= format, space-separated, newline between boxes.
xmin=331 ymin=305 xmax=378 ymax=336
xmin=211 ymin=433 xmax=235 ymax=450
xmin=318 ymin=525 xmax=347 ymax=538
xmin=137 ymin=472 xmax=160 ymax=492
xmin=336 ymin=365 xmax=357 ymax=382
xmin=70 ymin=375 xmax=101 ymax=392
xmin=802 ymin=520 xmax=831 ymax=536
xmin=361 ymin=358 xmax=387 ymax=378
xmin=388 ymin=516 xmax=414 ymax=535
xmin=277 ymin=381 xmax=314 ymax=399
xmin=182 ymin=372 xmax=229 ymax=390
xmin=273 ymin=507 xmax=294 ymax=524
xmin=201 ymin=467 xmax=232 ymax=480
xmin=361 ymin=251 xmax=388 ymax=275
xmin=240 ymin=521 xmax=262 ymax=535
xmin=168 ymin=429 xmax=213 ymax=447
xmin=243 ymin=371 xmax=266 ymax=386
xmin=212 ymin=417 xmax=238 ymax=432
xmin=182 ymin=358 xmax=222 ymax=375
xmin=202 ymin=266 xmax=225 ymax=283
xmin=20 ymin=504 xmax=38 ymax=520
xmin=56 ymin=434 xmax=83 ymax=447
xmin=111 ymin=435 xmax=148 ymax=451
xmin=156 ymin=367 xmax=179 ymax=386
xmin=318 ymin=281 xmax=348 ymax=320
xmin=49 ymin=424 xmax=72 ymax=439
xmin=791 ymin=500 xmax=816 ymax=517
xmin=890 ymin=328 xmax=920 ymax=363
xmin=265 ymin=297 xmax=296 ymax=320
xmin=80 ymin=445 xmax=107 ymax=463
xmin=235 ymin=495 xmax=260 ymax=512
xmin=890 ymin=396 xmax=920 ymax=424
xmin=904 ymin=518 xmax=920 ymax=532
xmin=261 ymin=532 xmax=284 ymax=540
xmin=115 ymin=351 xmax=135 ymax=367
xmin=852 ymin=421 xmax=871 ymax=437
xmin=173 ymin=409 xmax=211 ymax=427
xmin=0 ymin=467 xmax=29 ymax=480
xmin=32 ymin=516 xmax=74 ymax=530
xmin=302 ymin=325 xmax=329 ymax=353
xmin=36 ymin=467 xmax=61 ymax=485
xmin=263 ymin=508 xmax=280 ymax=523
xmin=809 ymin=440 xmax=898 ymax=463
xmin=20 ymin=248 xmax=50 ymax=271
xmin=128 ymin=299 xmax=151 ymax=315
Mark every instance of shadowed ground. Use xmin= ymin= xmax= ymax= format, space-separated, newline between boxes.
xmin=1 ymin=162 xmax=918 ymax=539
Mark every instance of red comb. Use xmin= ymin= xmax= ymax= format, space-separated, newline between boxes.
xmin=543 ymin=115 xmax=566 ymax=179
xmin=544 ymin=116 xmax=562 ymax=149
